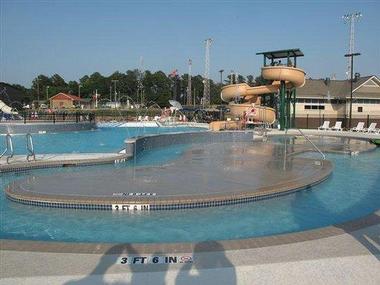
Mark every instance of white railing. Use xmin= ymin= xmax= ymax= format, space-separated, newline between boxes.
xmin=0 ymin=133 xmax=14 ymax=164
xmin=297 ymin=128 xmax=326 ymax=160
xmin=26 ymin=133 xmax=36 ymax=161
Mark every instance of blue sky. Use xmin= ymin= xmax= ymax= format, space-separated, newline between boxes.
xmin=1 ymin=0 xmax=379 ymax=87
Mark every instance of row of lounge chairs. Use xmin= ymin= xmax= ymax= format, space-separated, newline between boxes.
xmin=318 ymin=121 xmax=380 ymax=133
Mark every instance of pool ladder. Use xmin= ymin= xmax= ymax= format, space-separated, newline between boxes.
xmin=0 ymin=133 xmax=14 ymax=164
xmin=26 ymin=133 xmax=36 ymax=162
xmin=0 ymin=133 xmax=36 ymax=164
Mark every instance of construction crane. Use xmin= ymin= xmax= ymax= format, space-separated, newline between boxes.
xmin=187 ymin=59 xmax=192 ymax=106
xmin=203 ymin=38 xmax=212 ymax=107
xmin=342 ymin=12 xmax=362 ymax=78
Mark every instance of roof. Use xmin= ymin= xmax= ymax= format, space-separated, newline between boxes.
xmin=297 ymin=75 xmax=380 ymax=99
xmin=256 ymin=49 xmax=304 ymax=59
xmin=50 ymin=93 xmax=83 ymax=101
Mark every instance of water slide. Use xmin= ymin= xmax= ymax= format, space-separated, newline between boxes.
xmin=0 ymin=100 xmax=18 ymax=115
xmin=220 ymin=66 xmax=306 ymax=124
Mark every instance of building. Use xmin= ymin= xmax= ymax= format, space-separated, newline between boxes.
xmin=295 ymin=75 xmax=380 ymax=128
xmin=49 ymin=93 xmax=92 ymax=109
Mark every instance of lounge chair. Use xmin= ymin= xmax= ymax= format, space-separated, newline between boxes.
xmin=364 ymin=123 xmax=378 ymax=133
xmin=318 ymin=121 xmax=330 ymax=130
xmin=330 ymin=121 xmax=342 ymax=131
xmin=351 ymin=122 xmax=365 ymax=132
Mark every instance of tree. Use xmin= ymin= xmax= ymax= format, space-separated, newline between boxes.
xmin=224 ymin=74 xmax=245 ymax=84
xmin=51 ymin=74 xmax=67 ymax=87
xmin=67 ymin=81 xmax=79 ymax=94
xmin=254 ymin=75 xmax=272 ymax=86
xmin=147 ymin=71 xmax=172 ymax=106
xmin=210 ymin=79 xmax=222 ymax=105
xmin=246 ymin=75 xmax=255 ymax=86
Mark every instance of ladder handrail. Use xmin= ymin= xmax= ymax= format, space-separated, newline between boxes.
xmin=0 ymin=133 xmax=14 ymax=164
xmin=26 ymin=133 xmax=36 ymax=161
xmin=297 ymin=128 xmax=326 ymax=160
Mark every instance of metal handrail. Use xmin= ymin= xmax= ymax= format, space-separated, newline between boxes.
xmin=0 ymin=133 xmax=14 ymax=164
xmin=297 ymin=128 xmax=326 ymax=160
xmin=26 ymin=133 xmax=36 ymax=161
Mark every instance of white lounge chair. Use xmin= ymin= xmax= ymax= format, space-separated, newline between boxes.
xmin=351 ymin=122 xmax=364 ymax=132
xmin=351 ymin=122 xmax=365 ymax=132
xmin=318 ymin=121 xmax=330 ymax=130
xmin=364 ymin=123 xmax=378 ymax=133
xmin=330 ymin=121 xmax=342 ymax=131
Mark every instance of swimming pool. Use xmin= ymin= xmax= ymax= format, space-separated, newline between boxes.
xmin=0 ymin=128 xmax=379 ymax=243
xmin=6 ymin=126 xmax=206 ymax=154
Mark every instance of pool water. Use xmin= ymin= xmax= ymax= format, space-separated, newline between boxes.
xmin=8 ymin=126 xmax=205 ymax=154
xmin=0 ymin=128 xmax=379 ymax=243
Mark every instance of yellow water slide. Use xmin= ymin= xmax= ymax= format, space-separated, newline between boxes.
xmin=220 ymin=66 xmax=306 ymax=124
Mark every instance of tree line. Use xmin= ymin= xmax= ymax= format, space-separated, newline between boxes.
xmin=9 ymin=70 xmax=266 ymax=107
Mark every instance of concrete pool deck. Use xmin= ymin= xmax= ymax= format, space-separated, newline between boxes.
xmin=1 ymin=210 xmax=379 ymax=284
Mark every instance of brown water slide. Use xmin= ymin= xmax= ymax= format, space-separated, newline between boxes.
xmin=221 ymin=66 xmax=305 ymax=102
xmin=220 ymin=66 xmax=306 ymax=124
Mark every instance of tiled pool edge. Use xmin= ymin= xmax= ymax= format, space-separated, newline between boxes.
xmin=1 ymin=210 xmax=378 ymax=254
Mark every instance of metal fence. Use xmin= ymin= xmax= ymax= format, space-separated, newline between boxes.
xmin=295 ymin=114 xmax=380 ymax=129
xmin=18 ymin=111 xmax=96 ymax=124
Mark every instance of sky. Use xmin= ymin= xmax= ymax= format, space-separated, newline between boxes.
xmin=1 ymin=0 xmax=379 ymax=87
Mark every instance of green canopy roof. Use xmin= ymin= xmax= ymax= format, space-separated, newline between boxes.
xmin=256 ymin=49 xmax=304 ymax=59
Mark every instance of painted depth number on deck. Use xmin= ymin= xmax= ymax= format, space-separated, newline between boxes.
xmin=112 ymin=204 xmax=150 ymax=211
xmin=117 ymin=255 xmax=193 ymax=265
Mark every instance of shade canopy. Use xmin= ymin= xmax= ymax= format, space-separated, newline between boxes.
xmin=256 ymin=49 xmax=304 ymax=59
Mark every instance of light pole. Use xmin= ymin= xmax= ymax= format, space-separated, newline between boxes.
xmin=78 ymin=85 xmax=82 ymax=98
xmin=219 ymin=69 xmax=224 ymax=84
xmin=344 ymin=52 xmax=360 ymax=128
xmin=46 ymin=86 xmax=49 ymax=101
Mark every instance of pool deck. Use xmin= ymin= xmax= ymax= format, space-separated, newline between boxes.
xmin=268 ymin=128 xmax=380 ymax=140
xmin=1 ymin=210 xmax=379 ymax=284
xmin=1 ymin=129 xmax=379 ymax=284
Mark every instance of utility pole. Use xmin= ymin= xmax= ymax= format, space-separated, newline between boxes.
xmin=344 ymin=52 xmax=361 ymax=129
xmin=187 ymin=59 xmax=192 ymax=106
xmin=203 ymin=38 xmax=212 ymax=107
xmin=342 ymin=12 xmax=362 ymax=78
xmin=78 ymin=85 xmax=82 ymax=98
xmin=219 ymin=69 xmax=224 ymax=84
xmin=111 ymin=80 xmax=118 ymax=108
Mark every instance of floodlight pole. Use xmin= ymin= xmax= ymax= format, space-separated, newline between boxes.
xmin=219 ymin=69 xmax=224 ymax=84
xmin=344 ymin=52 xmax=360 ymax=129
